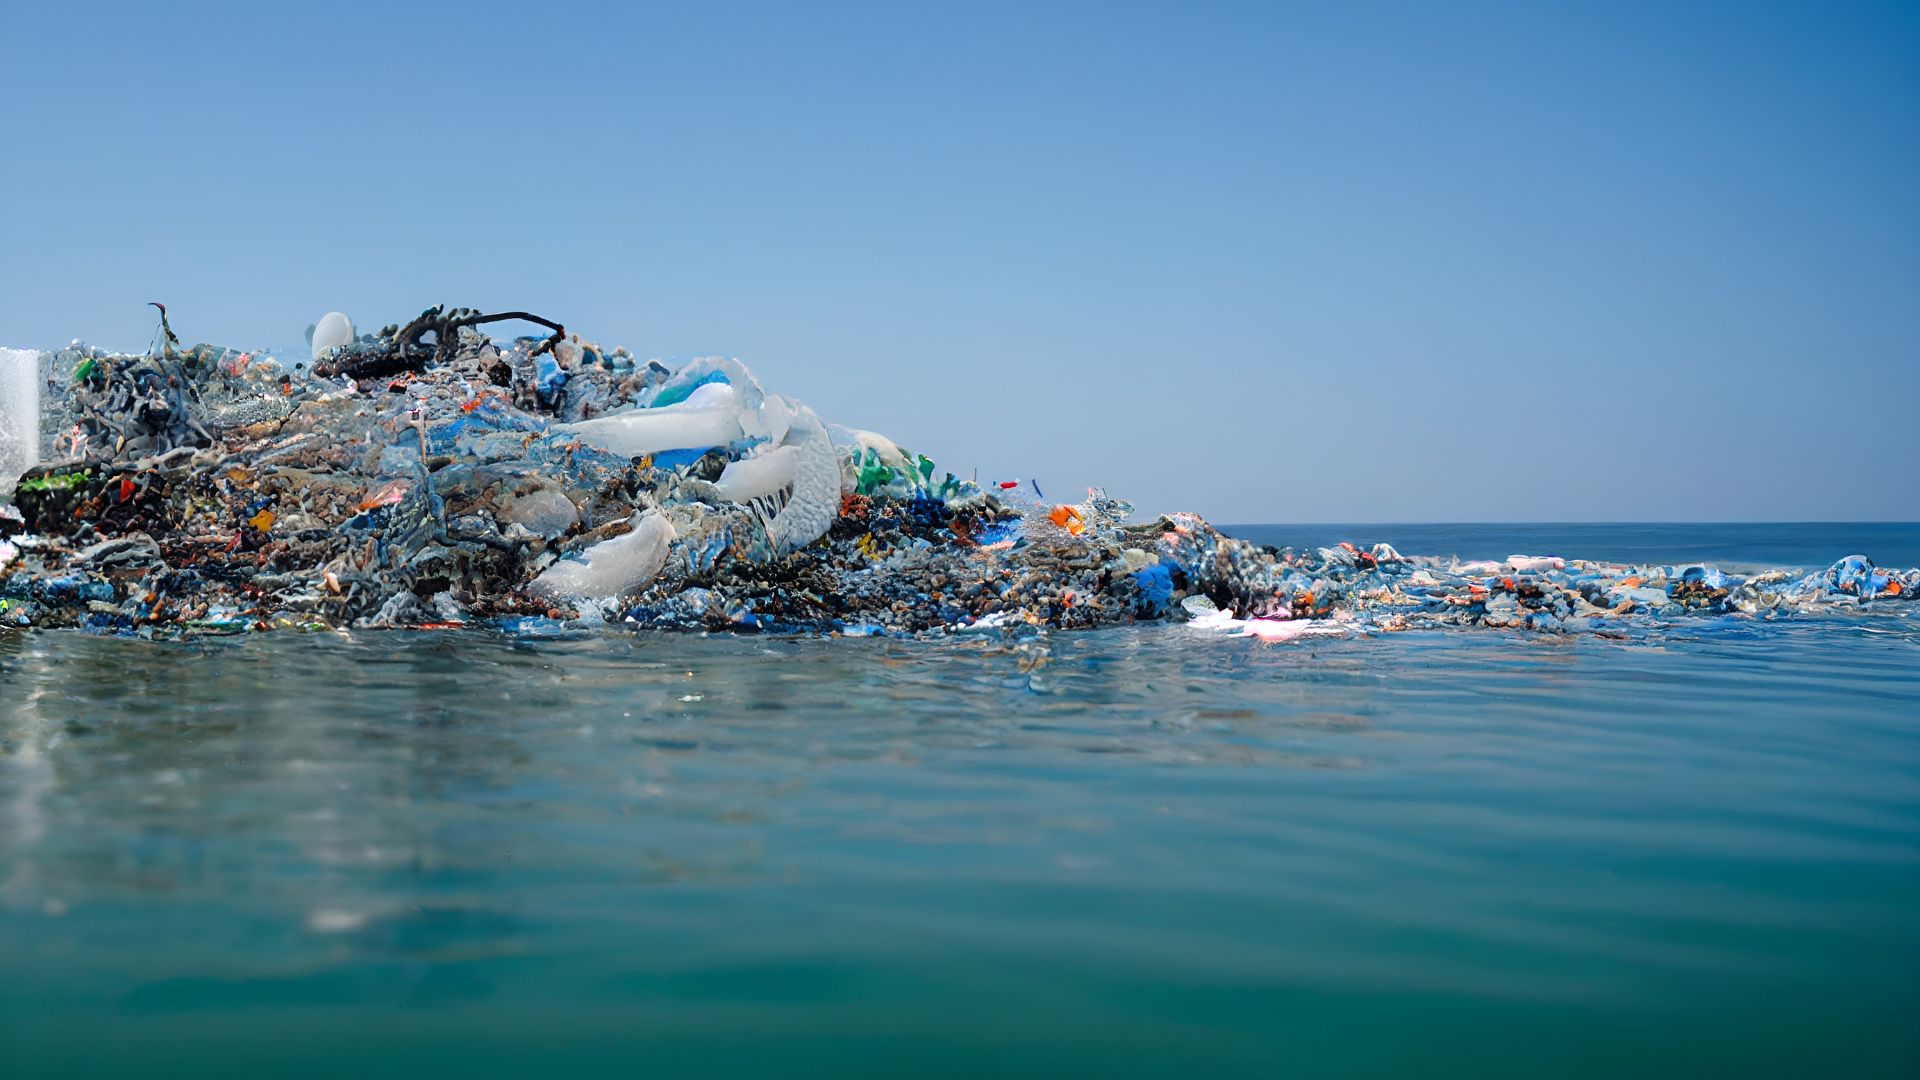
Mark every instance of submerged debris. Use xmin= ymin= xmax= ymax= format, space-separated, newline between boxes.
xmin=1 ymin=306 xmax=1915 ymax=642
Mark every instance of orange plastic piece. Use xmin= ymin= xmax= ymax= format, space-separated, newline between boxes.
xmin=357 ymin=483 xmax=408 ymax=511
xmin=1048 ymin=505 xmax=1085 ymax=536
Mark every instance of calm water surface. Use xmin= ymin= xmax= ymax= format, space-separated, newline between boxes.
xmin=1 ymin=524 xmax=1917 ymax=1077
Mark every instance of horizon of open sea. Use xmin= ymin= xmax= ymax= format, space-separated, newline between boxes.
xmin=2 ymin=522 xmax=1916 ymax=1078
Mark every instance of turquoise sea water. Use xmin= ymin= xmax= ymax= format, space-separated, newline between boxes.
xmin=1 ymin=523 xmax=1916 ymax=1078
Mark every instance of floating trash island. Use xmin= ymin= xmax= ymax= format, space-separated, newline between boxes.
xmin=1 ymin=305 xmax=1913 ymax=641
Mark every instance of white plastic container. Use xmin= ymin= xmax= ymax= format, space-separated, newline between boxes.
xmin=311 ymin=312 xmax=355 ymax=360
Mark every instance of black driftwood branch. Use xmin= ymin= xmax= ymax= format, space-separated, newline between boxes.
xmin=314 ymin=305 xmax=568 ymax=381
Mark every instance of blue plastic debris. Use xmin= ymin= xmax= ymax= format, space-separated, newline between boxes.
xmin=1133 ymin=563 xmax=1175 ymax=613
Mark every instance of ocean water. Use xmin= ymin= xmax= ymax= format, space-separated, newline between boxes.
xmin=1 ymin=523 xmax=1916 ymax=1078
xmin=1222 ymin=520 xmax=1920 ymax=570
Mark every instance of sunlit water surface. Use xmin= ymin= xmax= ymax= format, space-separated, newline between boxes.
xmin=2 ymin=524 xmax=1916 ymax=1078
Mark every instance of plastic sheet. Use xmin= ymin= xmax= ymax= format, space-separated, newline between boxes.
xmin=0 ymin=347 xmax=37 ymax=497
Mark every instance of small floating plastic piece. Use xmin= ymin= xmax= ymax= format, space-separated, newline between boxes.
xmin=1507 ymin=554 xmax=1565 ymax=572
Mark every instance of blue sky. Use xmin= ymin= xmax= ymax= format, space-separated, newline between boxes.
xmin=2 ymin=1 xmax=1914 ymax=521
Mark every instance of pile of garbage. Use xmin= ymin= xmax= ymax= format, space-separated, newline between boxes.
xmin=1 ymin=306 xmax=1915 ymax=642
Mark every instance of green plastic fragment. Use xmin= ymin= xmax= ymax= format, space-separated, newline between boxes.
xmin=855 ymin=459 xmax=896 ymax=496
xmin=18 ymin=469 xmax=91 ymax=493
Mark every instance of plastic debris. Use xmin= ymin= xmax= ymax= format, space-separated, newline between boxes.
xmin=532 ymin=509 xmax=675 ymax=602
xmin=1506 ymin=554 xmax=1564 ymax=572
xmin=309 ymin=312 xmax=355 ymax=360
xmin=2 ymin=304 xmax=1917 ymax=643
